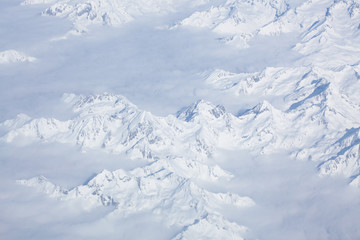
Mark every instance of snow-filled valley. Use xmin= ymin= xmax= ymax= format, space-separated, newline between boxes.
xmin=1 ymin=0 xmax=360 ymax=239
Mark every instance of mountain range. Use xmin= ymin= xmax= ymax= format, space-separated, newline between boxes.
xmin=1 ymin=0 xmax=360 ymax=239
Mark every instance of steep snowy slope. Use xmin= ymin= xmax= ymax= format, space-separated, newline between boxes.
xmin=0 ymin=93 xmax=265 ymax=159
xmin=16 ymin=138 xmax=254 ymax=239
xmin=4 ymin=92 xmax=256 ymax=238
xmin=17 ymin=161 xmax=252 ymax=212
xmin=0 ymin=93 xmax=311 ymax=158
xmin=2 ymin=0 xmax=360 ymax=238
xmin=3 ymin=84 xmax=360 ymax=184
xmin=175 ymin=0 xmax=289 ymax=48
xmin=294 ymin=0 xmax=360 ymax=67
xmin=23 ymin=0 xmax=208 ymax=34
xmin=318 ymin=127 xmax=360 ymax=184
xmin=176 ymin=0 xmax=360 ymax=53
xmin=1 ymin=93 xmax=180 ymax=159
xmin=17 ymin=170 xmax=252 ymax=238
xmin=196 ymin=0 xmax=360 ymax=183
xmin=205 ymin=63 xmax=360 ymax=181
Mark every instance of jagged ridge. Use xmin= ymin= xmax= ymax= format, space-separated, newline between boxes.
xmin=17 ymin=155 xmax=254 ymax=238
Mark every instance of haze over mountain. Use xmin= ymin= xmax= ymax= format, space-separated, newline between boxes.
xmin=0 ymin=0 xmax=360 ymax=239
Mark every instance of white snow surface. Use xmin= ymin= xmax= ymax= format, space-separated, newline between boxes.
xmin=176 ymin=0 xmax=360 ymax=51
xmin=24 ymin=0 xmax=208 ymax=34
xmin=205 ymin=64 xmax=360 ymax=183
xmin=4 ymin=93 xmax=256 ymax=238
xmin=0 ymin=50 xmax=36 ymax=64
xmin=1 ymin=0 xmax=360 ymax=239
xmin=176 ymin=0 xmax=289 ymax=48
xmin=3 ymin=85 xmax=360 ymax=183
xmin=2 ymin=93 xmax=237 ymax=159
xmin=17 ymin=161 xmax=253 ymax=238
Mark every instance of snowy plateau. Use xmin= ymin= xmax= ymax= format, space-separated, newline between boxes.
xmin=0 ymin=0 xmax=360 ymax=239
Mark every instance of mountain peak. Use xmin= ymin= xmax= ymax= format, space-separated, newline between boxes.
xmin=177 ymin=100 xmax=226 ymax=122
xmin=25 ymin=0 xmax=208 ymax=34
xmin=177 ymin=0 xmax=290 ymax=48
xmin=241 ymin=100 xmax=274 ymax=116
xmin=63 ymin=92 xmax=136 ymax=114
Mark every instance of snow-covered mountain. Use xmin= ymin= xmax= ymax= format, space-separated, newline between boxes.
xmin=176 ymin=0 xmax=360 ymax=52
xmin=17 ymin=158 xmax=253 ymax=239
xmin=0 ymin=50 xmax=36 ymax=64
xmin=2 ymin=0 xmax=360 ymax=238
xmin=205 ymin=63 xmax=360 ymax=184
xmin=293 ymin=0 xmax=360 ymax=67
xmin=175 ymin=0 xmax=289 ymax=48
xmin=0 ymin=93 xmax=278 ymax=160
xmin=319 ymin=127 xmax=360 ymax=182
xmin=2 ymin=93 xmax=175 ymax=159
xmin=3 ymin=92 xmax=257 ymax=238
xmin=2 ymin=85 xmax=360 ymax=185
xmin=1 ymin=93 xmax=228 ymax=159
xmin=22 ymin=0 xmax=208 ymax=35
xmin=188 ymin=0 xmax=360 ymax=186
